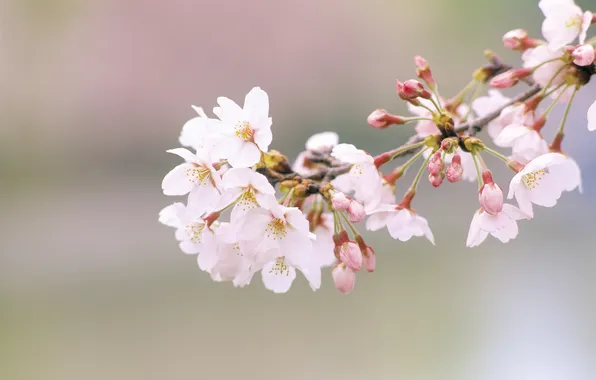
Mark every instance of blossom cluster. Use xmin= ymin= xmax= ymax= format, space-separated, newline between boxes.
xmin=160 ymin=0 xmax=594 ymax=294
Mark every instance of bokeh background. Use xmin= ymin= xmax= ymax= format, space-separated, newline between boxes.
xmin=1 ymin=0 xmax=596 ymax=379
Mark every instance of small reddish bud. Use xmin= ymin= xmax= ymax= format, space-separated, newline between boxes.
xmin=403 ymin=80 xmax=432 ymax=99
xmin=572 ymin=45 xmax=595 ymax=66
xmin=339 ymin=242 xmax=363 ymax=272
xmin=502 ymin=29 xmax=539 ymax=51
xmin=367 ymin=109 xmax=406 ymax=129
xmin=333 ymin=230 xmax=350 ymax=247
xmin=489 ymin=68 xmax=532 ymax=88
xmin=446 ymin=154 xmax=463 ymax=183
xmin=429 ymin=173 xmax=444 ymax=188
xmin=427 ymin=151 xmax=444 ymax=176
xmin=347 ymin=200 xmax=366 ymax=223
xmin=332 ymin=264 xmax=356 ymax=294
xmin=363 ymin=247 xmax=376 ymax=272
xmin=479 ymin=171 xmax=503 ymax=216
xmin=331 ymin=192 xmax=350 ymax=211
xmin=414 ymin=55 xmax=436 ymax=90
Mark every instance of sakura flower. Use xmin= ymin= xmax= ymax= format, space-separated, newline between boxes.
xmin=466 ymin=204 xmax=528 ymax=247
xmin=161 ymin=148 xmax=222 ymax=216
xmin=306 ymin=131 xmax=339 ymax=152
xmin=179 ymin=106 xmax=223 ymax=152
xmin=539 ymin=0 xmax=592 ymax=50
xmin=209 ymin=223 xmax=254 ymax=285
xmin=214 ymin=168 xmax=276 ymax=221
xmin=508 ymin=153 xmax=582 ymax=218
xmin=588 ymin=101 xmax=596 ymax=131
xmin=366 ymin=204 xmax=435 ymax=244
xmin=331 ymin=144 xmax=384 ymax=208
xmin=572 ymin=44 xmax=595 ymax=66
xmin=494 ymin=123 xmax=549 ymax=162
xmin=212 ymin=87 xmax=272 ymax=168
xmin=292 ymin=132 xmax=339 ymax=176
xmin=472 ymin=90 xmax=512 ymax=139
xmin=522 ymin=46 xmax=568 ymax=89
xmin=158 ymin=202 xmax=218 ymax=270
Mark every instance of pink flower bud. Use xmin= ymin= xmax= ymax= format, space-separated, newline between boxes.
xmin=403 ymin=80 xmax=432 ymax=99
xmin=479 ymin=171 xmax=503 ymax=215
xmin=414 ymin=55 xmax=436 ymax=90
xmin=572 ymin=45 xmax=595 ymax=66
xmin=502 ymin=29 xmax=527 ymax=50
xmin=428 ymin=173 xmax=443 ymax=188
xmin=440 ymin=139 xmax=454 ymax=153
xmin=331 ymin=192 xmax=350 ymax=211
xmin=340 ymin=242 xmax=362 ymax=271
xmin=332 ymin=264 xmax=356 ymax=294
xmin=427 ymin=151 xmax=444 ymax=176
xmin=446 ymin=154 xmax=463 ymax=183
xmin=367 ymin=109 xmax=406 ymax=129
xmin=489 ymin=68 xmax=531 ymax=88
xmin=363 ymin=246 xmax=376 ymax=272
xmin=347 ymin=200 xmax=366 ymax=223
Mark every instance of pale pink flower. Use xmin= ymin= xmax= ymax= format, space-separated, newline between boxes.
xmin=179 ymin=106 xmax=223 ymax=153
xmin=494 ymin=123 xmax=549 ymax=162
xmin=508 ymin=153 xmax=582 ymax=217
xmin=466 ymin=204 xmax=528 ymax=247
xmin=367 ymin=109 xmax=406 ymax=129
xmin=213 ymin=168 xmax=276 ymax=221
xmin=212 ymin=87 xmax=272 ymax=168
xmin=472 ymin=90 xmax=512 ymax=139
xmin=332 ymin=264 xmax=356 ymax=294
xmin=479 ymin=181 xmax=504 ymax=216
xmin=522 ymin=46 xmax=568 ymax=88
xmin=502 ymin=29 xmax=529 ymax=50
xmin=539 ymin=0 xmax=591 ymax=50
xmin=366 ymin=204 xmax=435 ymax=244
xmin=161 ymin=148 xmax=222 ymax=216
xmin=331 ymin=191 xmax=351 ymax=211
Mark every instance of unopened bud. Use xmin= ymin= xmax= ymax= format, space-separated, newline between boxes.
xmin=572 ymin=45 xmax=595 ymax=66
xmin=403 ymin=80 xmax=432 ymax=99
xmin=367 ymin=109 xmax=406 ymax=129
xmin=414 ymin=55 xmax=436 ymax=90
xmin=503 ymin=29 xmax=528 ymax=50
xmin=446 ymin=154 xmax=463 ymax=183
xmin=440 ymin=138 xmax=457 ymax=153
xmin=331 ymin=192 xmax=350 ymax=211
xmin=333 ymin=229 xmax=350 ymax=247
xmin=429 ymin=172 xmax=444 ymax=188
xmin=347 ymin=200 xmax=366 ymax=223
xmin=339 ymin=242 xmax=363 ymax=272
xmin=332 ymin=264 xmax=356 ymax=294
xmin=489 ymin=68 xmax=532 ymax=88
xmin=363 ymin=246 xmax=376 ymax=272
xmin=427 ymin=151 xmax=444 ymax=176
xmin=479 ymin=171 xmax=503 ymax=215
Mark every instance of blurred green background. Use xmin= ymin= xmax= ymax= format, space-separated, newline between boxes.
xmin=1 ymin=0 xmax=596 ymax=379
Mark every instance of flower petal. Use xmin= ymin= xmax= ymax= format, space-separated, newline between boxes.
xmin=162 ymin=163 xmax=195 ymax=196
xmin=588 ymin=101 xmax=596 ymax=131
xmin=494 ymin=124 xmax=530 ymax=147
xmin=228 ymin=142 xmax=261 ymax=168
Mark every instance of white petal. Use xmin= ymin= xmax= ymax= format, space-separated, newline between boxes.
xmin=187 ymin=185 xmax=221 ymax=216
xmin=216 ymin=96 xmax=243 ymax=125
xmin=261 ymin=259 xmax=297 ymax=293
xmin=197 ymin=231 xmax=218 ymax=271
xmin=501 ymin=203 xmax=530 ymax=220
xmin=514 ymin=187 xmax=535 ymax=218
xmin=306 ymin=132 xmax=339 ymax=151
xmin=253 ymin=118 xmax=273 ymax=152
xmin=580 ymin=11 xmax=592 ymax=44
xmin=162 ymin=163 xmax=195 ymax=196
xmin=158 ymin=203 xmax=186 ymax=228
xmin=494 ymin=124 xmax=530 ymax=147
xmin=214 ymin=188 xmax=243 ymax=212
xmin=588 ymin=101 xmax=596 ymax=131
xmin=366 ymin=212 xmax=391 ymax=231
xmin=243 ymin=87 xmax=270 ymax=124
xmin=466 ymin=210 xmax=486 ymax=247
xmin=227 ymin=142 xmax=261 ymax=168
xmin=166 ymin=148 xmax=198 ymax=163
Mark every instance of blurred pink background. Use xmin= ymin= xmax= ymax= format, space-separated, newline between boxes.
xmin=1 ymin=0 xmax=596 ymax=379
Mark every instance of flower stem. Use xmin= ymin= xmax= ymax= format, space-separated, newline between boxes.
xmin=483 ymin=146 xmax=510 ymax=164
xmin=388 ymin=141 xmax=426 ymax=161
xmin=472 ymin=153 xmax=483 ymax=191
xmin=543 ymin=82 xmax=565 ymax=99
xmin=539 ymin=64 xmax=568 ymax=97
xmin=410 ymin=148 xmax=432 ymax=191
xmin=540 ymin=84 xmax=570 ymax=118
xmin=556 ymin=86 xmax=578 ymax=135
xmin=339 ymin=211 xmax=360 ymax=237
xmin=429 ymin=96 xmax=443 ymax=113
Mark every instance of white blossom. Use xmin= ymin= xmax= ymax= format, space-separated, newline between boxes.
xmin=466 ymin=204 xmax=528 ymax=247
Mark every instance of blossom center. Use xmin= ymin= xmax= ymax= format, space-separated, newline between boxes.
xmin=269 ymin=256 xmax=291 ymax=276
xmin=186 ymin=165 xmax=211 ymax=184
xmin=237 ymin=188 xmax=258 ymax=211
xmin=565 ymin=15 xmax=581 ymax=29
xmin=235 ymin=121 xmax=255 ymax=142
xmin=185 ymin=222 xmax=205 ymax=243
xmin=265 ymin=218 xmax=288 ymax=240
xmin=522 ymin=169 xmax=546 ymax=190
